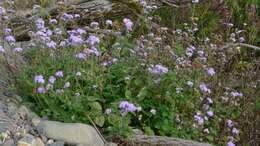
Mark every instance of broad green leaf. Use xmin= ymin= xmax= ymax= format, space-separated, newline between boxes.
xmin=94 ymin=116 xmax=105 ymax=127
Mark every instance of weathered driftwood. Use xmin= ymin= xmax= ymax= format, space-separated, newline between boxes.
xmin=129 ymin=135 xmax=212 ymax=146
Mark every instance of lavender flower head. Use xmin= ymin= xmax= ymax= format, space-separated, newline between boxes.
xmin=106 ymin=19 xmax=113 ymax=26
xmin=206 ymin=111 xmax=214 ymax=117
xmin=194 ymin=111 xmax=204 ymax=125
xmin=34 ymin=75 xmax=45 ymax=84
xmin=187 ymin=81 xmax=193 ymax=87
xmin=5 ymin=35 xmax=16 ymax=43
xmin=227 ymin=119 xmax=233 ymax=128
xmin=55 ymin=71 xmax=64 ymax=77
xmin=36 ymin=18 xmax=45 ymax=30
xmin=105 ymin=108 xmax=112 ymax=115
xmin=76 ymin=52 xmax=87 ymax=60
xmin=49 ymin=19 xmax=58 ymax=24
xmin=0 ymin=46 xmax=5 ymax=53
xmin=69 ymin=35 xmax=84 ymax=46
xmin=207 ymin=67 xmax=216 ymax=76
xmin=232 ymin=127 xmax=239 ymax=135
xmin=48 ymin=76 xmax=56 ymax=84
xmin=37 ymin=87 xmax=46 ymax=94
xmin=87 ymin=35 xmax=100 ymax=46
xmin=13 ymin=47 xmax=23 ymax=53
xmin=199 ymin=83 xmax=211 ymax=94
xmin=123 ymin=18 xmax=133 ymax=32
xmin=0 ymin=6 xmax=6 ymax=15
xmin=90 ymin=22 xmax=100 ymax=29
xmin=227 ymin=141 xmax=236 ymax=146
xmin=47 ymin=41 xmax=57 ymax=49
xmin=192 ymin=0 xmax=199 ymax=4
xmin=64 ymin=82 xmax=70 ymax=88
xmin=119 ymin=101 xmax=137 ymax=115
xmin=148 ymin=64 xmax=169 ymax=75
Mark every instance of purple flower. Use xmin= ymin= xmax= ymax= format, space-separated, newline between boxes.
xmin=186 ymin=46 xmax=195 ymax=57
xmin=48 ymin=76 xmax=56 ymax=84
xmin=34 ymin=75 xmax=45 ymax=84
xmin=5 ymin=35 xmax=16 ymax=43
xmin=69 ymin=35 xmax=84 ymax=46
xmin=206 ymin=111 xmax=214 ymax=117
xmin=203 ymin=128 xmax=209 ymax=134
xmin=232 ymin=128 xmax=239 ymax=135
xmin=46 ymin=29 xmax=53 ymax=36
xmin=176 ymin=87 xmax=183 ymax=94
xmin=105 ymin=108 xmax=112 ymax=115
xmin=74 ymin=14 xmax=80 ymax=18
xmin=194 ymin=111 xmax=204 ymax=125
xmin=207 ymin=67 xmax=216 ymax=76
xmin=63 ymin=82 xmax=70 ymax=88
xmin=230 ymin=91 xmax=243 ymax=97
xmin=239 ymin=37 xmax=245 ymax=43
xmin=119 ymin=101 xmax=137 ymax=115
xmin=0 ymin=6 xmax=6 ymax=15
xmin=49 ymin=19 xmax=58 ymax=24
xmin=55 ymin=28 xmax=62 ymax=35
xmin=47 ymin=41 xmax=57 ymax=49
xmin=87 ymin=35 xmax=100 ymax=46
xmin=76 ymin=28 xmax=86 ymax=35
xmin=0 ymin=46 xmax=5 ymax=53
xmin=55 ymin=71 xmax=63 ymax=77
xmin=227 ymin=119 xmax=233 ymax=128
xmin=106 ymin=19 xmax=113 ymax=26
xmin=192 ymin=0 xmax=199 ymax=4
xmin=227 ymin=141 xmax=236 ymax=146
xmin=90 ymin=22 xmax=99 ymax=29
xmin=76 ymin=52 xmax=87 ymax=60
xmin=148 ymin=64 xmax=169 ymax=75
xmin=61 ymin=13 xmax=74 ymax=21
xmin=199 ymin=83 xmax=211 ymax=94
xmin=123 ymin=18 xmax=133 ymax=31
xmin=4 ymin=28 xmax=12 ymax=35
xmin=187 ymin=81 xmax=193 ymax=87
xmin=36 ymin=18 xmax=45 ymax=30
xmin=37 ymin=87 xmax=46 ymax=94
xmin=13 ymin=47 xmax=23 ymax=53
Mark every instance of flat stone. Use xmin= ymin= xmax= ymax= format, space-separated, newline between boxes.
xmin=17 ymin=134 xmax=36 ymax=146
xmin=36 ymin=120 xmax=105 ymax=146
xmin=35 ymin=137 xmax=45 ymax=146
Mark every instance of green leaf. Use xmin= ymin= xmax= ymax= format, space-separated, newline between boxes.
xmin=144 ymin=126 xmax=155 ymax=136
xmin=125 ymin=90 xmax=132 ymax=98
xmin=91 ymin=102 xmax=102 ymax=111
xmin=94 ymin=116 xmax=105 ymax=127
xmin=137 ymin=87 xmax=148 ymax=100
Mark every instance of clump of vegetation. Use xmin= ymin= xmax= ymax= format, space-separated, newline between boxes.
xmin=0 ymin=0 xmax=259 ymax=146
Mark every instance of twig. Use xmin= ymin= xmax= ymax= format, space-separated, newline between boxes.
xmin=221 ymin=43 xmax=260 ymax=51
xmin=160 ymin=0 xmax=180 ymax=8
xmin=86 ymin=115 xmax=108 ymax=145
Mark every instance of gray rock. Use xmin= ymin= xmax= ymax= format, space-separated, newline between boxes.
xmin=17 ymin=134 xmax=36 ymax=146
xmin=3 ymin=139 xmax=15 ymax=146
xmin=35 ymin=137 xmax=45 ymax=146
xmin=36 ymin=120 xmax=105 ymax=146
xmin=48 ymin=141 xmax=65 ymax=146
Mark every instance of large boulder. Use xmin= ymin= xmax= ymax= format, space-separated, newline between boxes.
xmin=36 ymin=120 xmax=105 ymax=146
